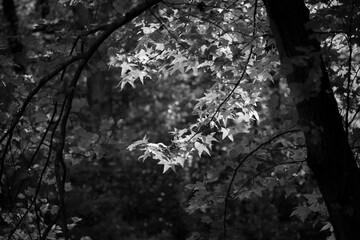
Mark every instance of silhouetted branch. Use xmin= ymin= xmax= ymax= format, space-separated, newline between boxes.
xmin=223 ymin=128 xmax=301 ymax=239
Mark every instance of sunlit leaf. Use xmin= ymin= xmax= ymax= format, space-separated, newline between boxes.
xmin=194 ymin=142 xmax=210 ymax=157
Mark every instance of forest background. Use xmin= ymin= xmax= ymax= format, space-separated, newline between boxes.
xmin=1 ymin=0 xmax=360 ymax=239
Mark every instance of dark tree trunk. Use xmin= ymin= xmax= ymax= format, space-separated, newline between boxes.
xmin=263 ymin=0 xmax=360 ymax=239
xmin=36 ymin=0 xmax=50 ymax=18
xmin=2 ymin=0 xmax=25 ymax=73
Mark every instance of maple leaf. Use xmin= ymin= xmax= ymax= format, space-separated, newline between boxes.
xmin=194 ymin=142 xmax=210 ymax=157
xmin=220 ymin=127 xmax=234 ymax=141
xmin=203 ymin=134 xmax=218 ymax=146
xmin=174 ymin=156 xmax=185 ymax=168
xmin=158 ymin=160 xmax=176 ymax=173
xmin=120 ymin=62 xmax=136 ymax=76
xmin=290 ymin=206 xmax=311 ymax=222
xmin=127 ymin=135 xmax=149 ymax=151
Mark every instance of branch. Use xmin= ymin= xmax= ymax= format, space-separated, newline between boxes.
xmin=2 ymin=0 xmax=165 ymax=237
xmin=209 ymin=45 xmax=254 ymax=127
xmin=50 ymin=0 xmax=164 ymax=238
xmin=223 ymin=128 xmax=301 ymax=239
xmin=0 ymin=0 xmax=163 ymax=189
xmin=0 ymin=54 xmax=83 ymax=186
xmin=54 ymin=96 xmax=69 ymax=239
xmin=149 ymin=7 xmax=209 ymax=61
xmin=7 ymin=103 xmax=59 ymax=240
xmin=231 ymin=160 xmax=305 ymax=198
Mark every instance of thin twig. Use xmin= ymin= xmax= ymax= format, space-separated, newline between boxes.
xmin=51 ymin=1 xmax=165 ymax=238
xmin=223 ymin=128 xmax=301 ymax=239
xmin=0 ymin=54 xmax=84 ymax=184
xmin=7 ymin=104 xmax=59 ymax=240
xmin=232 ymin=160 xmax=305 ymax=198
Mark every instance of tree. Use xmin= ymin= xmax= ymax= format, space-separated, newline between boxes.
xmin=1 ymin=0 xmax=360 ymax=239
xmin=264 ymin=1 xmax=360 ymax=239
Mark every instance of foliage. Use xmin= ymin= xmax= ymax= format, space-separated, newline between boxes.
xmin=1 ymin=0 xmax=359 ymax=240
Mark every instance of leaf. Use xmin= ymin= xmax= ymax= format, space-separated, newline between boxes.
xmin=133 ymin=69 xmax=147 ymax=84
xmin=100 ymin=118 xmax=114 ymax=131
xmin=50 ymin=206 xmax=58 ymax=215
xmin=290 ymin=206 xmax=311 ymax=222
xmin=194 ymin=142 xmax=210 ymax=157
xmin=201 ymin=216 xmax=212 ymax=224
xmin=139 ymin=151 xmax=151 ymax=162
xmin=221 ymin=127 xmax=233 ymax=141
xmin=17 ymin=193 xmax=25 ymax=199
xmin=71 ymin=217 xmax=82 ymax=223
xmin=257 ymin=71 xmax=272 ymax=81
xmin=3 ymin=214 xmax=13 ymax=223
xmin=174 ymin=156 xmax=185 ymax=168
xmin=284 ymin=184 xmax=298 ymax=197
xmin=186 ymin=232 xmax=200 ymax=240
xmin=186 ymin=181 xmax=206 ymax=190
xmin=120 ymin=62 xmax=136 ymax=76
xmin=157 ymin=160 xmax=176 ymax=173
xmin=32 ymin=112 xmax=48 ymax=122
xmin=72 ymin=98 xmax=87 ymax=112
xmin=320 ymin=222 xmax=333 ymax=232
xmin=203 ymin=134 xmax=218 ymax=146
xmin=80 ymin=237 xmax=92 ymax=240
xmin=127 ymin=135 xmax=149 ymax=151
xmin=64 ymin=182 xmax=72 ymax=192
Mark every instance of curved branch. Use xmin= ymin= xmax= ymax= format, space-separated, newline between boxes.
xmin=7 ymin=103 xmax=59 ymax=240
xmin=223 ymin=128 xmax=301 ymax=239
xmin=0 ymin=0 xmax=163 ymax=189
xmin=0 ymin=54 xmax=83 ymax=184
xmin=231 ymin=160 xmax=305 ymax=199
xmin=50 ymin=0 xmax=164 ymax=238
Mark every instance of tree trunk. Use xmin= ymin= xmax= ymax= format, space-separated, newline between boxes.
xmin=2 ymin=0 xmax=25 ymax=73
xmin=263 ymin=0 xmax=360 ymax=239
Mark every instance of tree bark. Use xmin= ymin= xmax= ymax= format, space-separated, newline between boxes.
xmin=2 ymin=0 xmax=25 ymax=73
xmin=263 ymin=0 xmax=360 ymax=239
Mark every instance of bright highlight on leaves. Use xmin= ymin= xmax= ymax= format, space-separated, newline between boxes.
xmin=194 ymin=142 xmax=210 ymax=157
